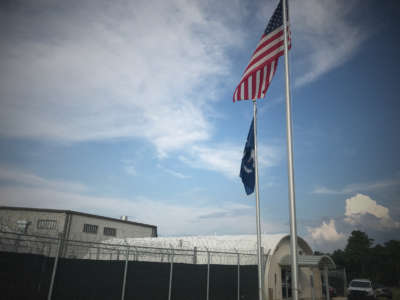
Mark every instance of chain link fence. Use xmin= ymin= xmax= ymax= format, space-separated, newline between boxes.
xmin=0 ymin=231 xmax=262 ymax=300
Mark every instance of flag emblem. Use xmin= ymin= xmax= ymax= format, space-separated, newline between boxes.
xmin=233 ymin=0 xmax=290 ymax=102
xmin=240 ymin=118 xmax=255 ymax=195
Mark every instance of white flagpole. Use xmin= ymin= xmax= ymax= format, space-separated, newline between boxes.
xmin=282 ymin=1 xmax=300 ymax=300
xmin=252 ymin=99 xmax=263 ymax=300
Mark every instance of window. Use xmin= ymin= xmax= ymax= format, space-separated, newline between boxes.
xmin=103 ymin=227 xmax=116 ymax=236
xmin=37 ymin=219 xmax=57 ymax=230
xmin=83 ymin=224 xmax=98 ymax=234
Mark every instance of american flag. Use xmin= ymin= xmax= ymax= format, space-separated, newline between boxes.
xmin=233 ymin=0 xmax=290 ymax=102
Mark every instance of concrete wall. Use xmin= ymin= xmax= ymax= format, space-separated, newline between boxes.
xmin=0 ymin=208 xmax=66 ymax=238
xmin=67 ymin=214 xmax=154 ymax=243
xmin=0 ymin=207 xmax=155 ymax=245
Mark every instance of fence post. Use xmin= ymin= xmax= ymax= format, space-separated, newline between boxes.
xmin=237 ymin=252 xmax=240 ymax=300
xmin=14 ymin=233 xmax=20 ymax=252
xmin=206 ymin=250 xmax=210 ymax=300
xmin=193 ymin=246 xmax=197 ymax=264
xmin=47 ymin=243 xmax=52 ymax=257
xmin=47 ymin=236 xmax=62 ymax=300
xmin=121 ymin=247 xmax=130 ymax=300
xmin=96 ymin=246 xmax=100 ymax=260
xmin=310 ymin=274 xmax=315 ymax=300
xmin=324 ymin=266 xmax=330 ymax=300
xmin=168 ymin=248 xmax=174 ymax=300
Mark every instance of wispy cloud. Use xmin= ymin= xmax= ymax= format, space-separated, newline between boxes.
xmin=291 ymin=0 xmax=369 ymax=87
xmin=0 ymin=0 xmax=239 ymax=157
xmin=157 ymin=164 xmax=190 ymax=179
xmin=0 ymin=167 xmax=286 ymax=236
xmin=0 ymin=166 xmax=86 ymax=193
xmin=121 ymin=160 xmax=137 ymax=176
xmin=312 ymin=178 xmax=400 ymax=195
xmin=179 ymin=142 xmax=282 ymax=179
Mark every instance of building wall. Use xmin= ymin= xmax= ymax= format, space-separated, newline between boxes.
xmin=0 ymin=207 xmax=156 ymax=244
xmin=67 ymin=214 xmax=155 ymax=243
xmin=0 ymin=208 xmax=66 ymax=238
xmin=264 ymin=236 xmax=323 ymax=300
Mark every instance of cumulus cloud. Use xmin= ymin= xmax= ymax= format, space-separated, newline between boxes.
xmin=307 ymin=192 xmax=400 ymax=252
xmin=344 ymin=193 xmax=400 ymax=229
xmin=307 ymin=219 xmax=347 ymax=252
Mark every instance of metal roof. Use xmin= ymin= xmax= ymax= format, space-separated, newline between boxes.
xmin=107 ymin=233 xmax=314 ymax=255
xmin=280 ymin=254 xmax=336 ymax=269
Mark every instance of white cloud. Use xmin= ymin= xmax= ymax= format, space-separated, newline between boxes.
xmin=344 ymin=193 xmax=400 ymax=229
xmin=0 ymin=0 xmax=237 ymax=157
xmin=308 ymin=219 xmax=346 ymax=243
xmin=0 ymin=0 xmax=371 ymax=178
xmin=306 ymin=219 xmax=347 ymax=252
xmin=179 ymin=142 xmax=282 ymax=179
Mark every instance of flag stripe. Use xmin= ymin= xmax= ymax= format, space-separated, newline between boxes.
xmin=244 ymin=29 xmax=286 ymax=74
xmin=240 ymin=43 xmax=284 ymax=84
xmin=255 ymin=70 xmax=260 ymax=99
xmin=233 ymin=0 xmax=290 ymax=102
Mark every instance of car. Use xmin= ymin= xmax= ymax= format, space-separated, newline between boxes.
xmin=375 ymin=284 xmax=392 ymax=299
xmin=348 ymin=279 xmax=375 ymax=300
xmin=322 ymin=283 xmax=337 ymax=297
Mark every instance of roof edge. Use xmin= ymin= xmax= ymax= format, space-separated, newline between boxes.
xmin=0 ymin=206 xmax=157 ymax=229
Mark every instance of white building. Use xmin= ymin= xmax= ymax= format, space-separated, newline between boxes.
xmin=0 ymin=206 xmax=157 ymax=243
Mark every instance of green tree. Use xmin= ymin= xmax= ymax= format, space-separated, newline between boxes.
xmin=331 ymin=249 xmax=346 ymax=268
xmin=344 ymin=230 xmax=373 ymax=279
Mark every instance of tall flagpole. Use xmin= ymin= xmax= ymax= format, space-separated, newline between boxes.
xmin=282 ymin=1 xmax=299 ymax=300
xmin=252 ymin=99 xmax=263 ymax=300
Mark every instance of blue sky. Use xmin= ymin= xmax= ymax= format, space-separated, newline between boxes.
xmin=0 ymin=0 xmax=399 ymax=252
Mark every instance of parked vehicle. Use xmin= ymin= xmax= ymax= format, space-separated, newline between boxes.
xmin=348 ymin=279 xmax=375 ymax=300
xmin=375 ymin=284 xmax=392 ymax=299
xmin=322 ymin=283 xmax=337 ymax=297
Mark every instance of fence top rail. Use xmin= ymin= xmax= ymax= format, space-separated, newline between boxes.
xmin=0 ymin=230 xmax=265 ymax=257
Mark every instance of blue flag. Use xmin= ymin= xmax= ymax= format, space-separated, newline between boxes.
xmin=240 ymin=118 xmax=255 ymax=195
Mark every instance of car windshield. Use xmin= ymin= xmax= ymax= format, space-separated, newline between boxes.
xmin=351 ymin=281 xmax=371 ymax=288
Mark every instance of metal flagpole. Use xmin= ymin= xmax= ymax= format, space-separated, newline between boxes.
xmin=282 ymin=1 xmax=299 ymax=300
xmin=253 ymin=99 xmax=263 ymax=300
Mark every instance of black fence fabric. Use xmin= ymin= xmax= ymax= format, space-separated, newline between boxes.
xmin=0 ymin=251 xmax=258 ymax=300
xmin=0 ymin=251 xmax=53 ymax=300
xmin=125 ymin=261 xmax=171 ymax=300
xmin=53 ymin=258 xmax=124 ymax=300
xmin=171 ymin=263 xmax=207 ymax=300
xmin=240 ymin=265 xmax=258 ymax=300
